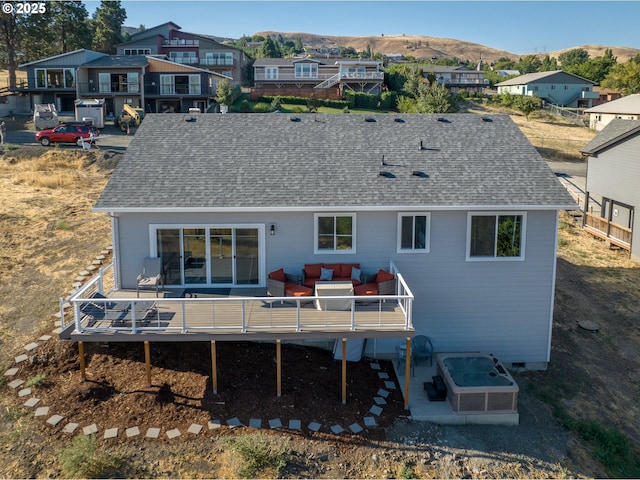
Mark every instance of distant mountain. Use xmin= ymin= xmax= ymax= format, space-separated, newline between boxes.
xmin=249 ymin=31 xmax=640 ymax=64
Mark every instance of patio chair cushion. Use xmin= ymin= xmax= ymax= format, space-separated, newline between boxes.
xmin=319 ymin=267 xmax=334 ymax=281
xmin=304 ymin=263 xmax=323 ymax=278
xmin=285 ymin=284 xmax=313 ymax=297
xmin=375 ymin=269 xmax=395 ymax=283
xmin=268 ymin=268 xmax=287 ymax=282
xmin=354 ymin=283 xmax=378 ymax=296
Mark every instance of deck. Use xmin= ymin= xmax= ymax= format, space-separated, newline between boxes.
xmin=61 ymin=265 xmax=414 ymax=343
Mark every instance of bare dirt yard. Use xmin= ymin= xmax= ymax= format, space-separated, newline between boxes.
xmin=1 ymin=112 xmax=640 ymax=478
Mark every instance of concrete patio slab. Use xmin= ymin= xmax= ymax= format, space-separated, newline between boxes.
xmin=4 ymin=367 xmax=19 ymax=377
xmin=330 ymin=424 xmax=344 ymax=434
xmin=8 ymin=379 xmax=24 ymax=389
xmin=374 ymin=396 xmax=387 ymax=405
xmin=349 ymin=423 xmax=363 ymax=433
xmin=268 ymin=418 xmax=283 ymax=429
xmin=227 ymin=417 xmax=242 ymax=428
xmin=364 ymin=416 xmax=377 ymax=427
xmin=146 ymin=427 xmax=160 ymax=438
xmin=288 ymin=419 xmax=301 ymax=430
xmin=208 ymin=420 xmax=222 ymax=429
xmin=369 ymin=405 xmax=383 ymax=416
xmin=104 ymin=428 xmax=118 ymax=439
xmin=83 ymin=424 xmax=98 ymax=435
xmin=369 ymin=362 xmax=381 ymax=370
xmin=126 ymin=427 xmax=140 ymax=437
xmin=47 ymin=415 xmax=64 ymax=426
xmin=249 ymin=418 xmax=262 ymax=428
xmin=34 ymin=406 xmax=49 ymax=417
xmin=23 ymin=397 xmax=40 ymax=408
xmin=166 ymin=428 xmax=181 ymax=439
xmin=18 ymin=388 xmax=31 ymax=397
xmin=308 ymin=422 xmax=321 ymax=432
xmin=377 ymin=388 xmax=390 ymax=398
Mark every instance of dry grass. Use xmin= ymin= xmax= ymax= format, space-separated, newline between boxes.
xmin=0 ymin=148 xmax=112 ymax=363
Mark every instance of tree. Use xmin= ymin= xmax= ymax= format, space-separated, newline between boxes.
xmin=401 ymin=65 xmax=424 ymax=98
xmin=558 ymin=48 xmax=589 ymax=68
xmin=574 ymin=54 xmax=617 ymax=83
xmin=91 ymin=0 xmax=126 ymax=54
xmin=0 ymin=11 xmax=19 ymax=89
xmin=492 ymin=57 xmax=516 ymax=71
xmin=415 ymin=82 xmax=452 ymax=113
xmin=540 ymin=55 xmax=558 ymax=72
xmin=215 ymin=79 xmax=234 ymax=106
xmin=515 ymin=55 xmax=542 ymax=74
xmin=601 ymin=59 xmax=640 ymax=94
xmin=19 ymin=1 xmax=91 ymax=62
xmin=513 ymin=95 xmax=541 ymax=120
xmin=259 ymin=35 xmax=281 ymax=58
xmin=294 ymin=37 xmax=303 ymax=54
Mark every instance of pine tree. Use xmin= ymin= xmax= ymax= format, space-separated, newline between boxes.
xmin=91 ymin=0 xmax=126 ymax=54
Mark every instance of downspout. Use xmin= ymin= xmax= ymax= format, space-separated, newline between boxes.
xmin=546 ymin=211 xmax=560 ymax=366
xmin=109 ymin=213 xmax=120 ymax=290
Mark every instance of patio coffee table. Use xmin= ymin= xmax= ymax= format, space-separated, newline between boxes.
xmin=314 ymin=281 xmax=354 ymax=311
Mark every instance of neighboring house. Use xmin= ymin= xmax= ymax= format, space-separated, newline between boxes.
xmin=74 ymin=113 xmax=575 ymax=371
xmin=77 ymin=55 xmax=229 ymax=115
xmin=580 ymin=119 xmax=640 ymax=260
xmin=584 ymin=94 xmax=640 ymax=131
xmin=494 ymin=69 xmax=520 ymax=77
xmin=116 ymin=22 xmax=252 ymax=86
xmin=252 ymin=58 xmax=384 ymax=100
xmin=17 ymin=49 xmax=106 ymax=112
xmin=592 ymin=87 xmax=623 ymax=107
xmin=421 ymin=65 xmax=488 ymax=94
xmin=495 ymin=70 xmax=599 ymax=108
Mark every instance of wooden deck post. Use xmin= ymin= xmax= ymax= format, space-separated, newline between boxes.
xmin=341 ymin=338 xmax=347 ymax=405
xmin=404 ymin=337 xmax=411 ymax=410
xmin=276 ymin=339 xmax=282 ymax=398
xmin=144 ymin=341 xmax=151 ymax=387
xmin=211 ymin=341 xmax=217 ymax=395
xmin=78 ymin=341 xmax=86 ymax=382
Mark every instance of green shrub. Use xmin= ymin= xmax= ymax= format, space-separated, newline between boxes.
xmin=270 ymin=96 xmax=282 ymax=111
xmin=225 ymin=433 xmax=289 ymax=478
xmin=354 ymin=92 xmax=379 ymax=109
xmin=26 ymin=373 xmax=47 ymax=387
xmin=239 ymin=99 xmax=251 ymax=113
xmin=253 ymin=102 xmax=273 ymax=113
xmin=343 ymin=90 xmax=356 ymax=108
xmin=380 ymin=91 xmax=397 ymax=110
xmin=58 ymin=435 xmax=125 ymax=478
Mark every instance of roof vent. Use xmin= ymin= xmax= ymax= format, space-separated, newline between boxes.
xmin=412 ymin=171 xmax=429 ymax=178
xmin=381 ymin=155 xmax=387 ymax=166
xmin=419 ymin=140 xmax=424 ymax=151
xmin=184 ymin=116 xmax=197 ymax=122
xmin=365 ymin=117 xmax=376 ymax=123
xmin=379 ymin=171 xmax=395 ymax=178
xmin=290 ymin=116 xmax=301 ymax=122
xmin=394 ymin=117 xmax=405 ymax=123
xmin=437 ymin=117 xmax=450 ymax=123
xmin=481 ymin=117 xmax=493 ymax=122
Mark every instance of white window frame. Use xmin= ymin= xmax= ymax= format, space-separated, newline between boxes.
xmin=295 ymin=63 xmax=318 ymax=79
xmin=160 ymin=74 xmax=174 ymax=95
xmin=466 ymin=212 xmax=526 ymax=261
xmin=188 ymin=74 xmax=201 ymax=94
xmin=397 ymin=213 xmax=431 ymax=253
xmin=265 ymin=67 xmax=278 ymax=80
xmin=314 ymin=213 xmax=356 ymax=254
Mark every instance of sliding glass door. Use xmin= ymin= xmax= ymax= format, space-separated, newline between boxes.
xmin=154 ymin=225 xmax=262 ymax=287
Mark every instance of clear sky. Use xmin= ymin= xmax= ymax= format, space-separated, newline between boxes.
xmin=83 ymin=1 xmax=640 ymax=55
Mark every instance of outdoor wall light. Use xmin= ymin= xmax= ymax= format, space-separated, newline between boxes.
xmin=270 ymin=224 xmax=276 ymax=236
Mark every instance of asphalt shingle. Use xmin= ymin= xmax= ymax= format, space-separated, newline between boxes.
xmin=94 ymin=113 xmax=575 ymax=212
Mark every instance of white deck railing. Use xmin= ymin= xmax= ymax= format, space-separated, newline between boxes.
xmin=63 ymin=262 xmax=414 ymax=336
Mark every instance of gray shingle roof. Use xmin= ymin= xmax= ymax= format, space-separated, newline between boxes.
xmin=82 ymin=55 xmax=149 ymax=68
xmin=495 ymin=70 xmax=597 ymax=86
xmin=581 ymin=119 xmax=640 ymax=155
xmin=584 ymin=94 xmax=640 ymax=114
xmin=94 ymin=113 xmax=575 ymax=211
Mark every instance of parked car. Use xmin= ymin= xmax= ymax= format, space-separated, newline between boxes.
xmin=35 ymin=123 xmax=98 ymax=147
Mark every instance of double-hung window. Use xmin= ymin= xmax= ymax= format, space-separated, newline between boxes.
xmin=397 ymin=213 xmax=430 ymax=253
xmin=467 ymin=212 xmax=525 ymax=260
xmin=314 ymin=214 xmax=355 ymax=253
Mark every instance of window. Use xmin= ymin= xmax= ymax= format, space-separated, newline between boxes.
xmin=397 ymin=213 xmax=430 ymax=252
xmin=204 ymin=52 xmax=233 ymax=66
xmin=295 ymin=63 xmax=318 ymax=78
xmin=265 ymin=67 xmax=278 ymax=80
xmin=314 ymin=214 xmax=355 ymax=253
xmin=124 ymin=48 xmax=151 ymax=55
xmin=467 ymin=212 xmax=525 ymax=260
xmin=160 ymin=74 xmax=201 ymax=95
xmin=169 ymin=51 xmax=197 ymax=65
xmin=34 ymin=68 xmax=74 ymax=88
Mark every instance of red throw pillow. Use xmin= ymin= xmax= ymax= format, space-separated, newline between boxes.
xmin=376 ymin=269 xmax=395 ymax=283
xmin=269 ymin=268 xmax=286 ymax=282
xmin=304 ymin=263 xmax=322 ymax=278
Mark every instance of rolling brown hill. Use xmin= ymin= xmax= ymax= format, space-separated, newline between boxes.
xmin=253 ymin=31 xmax=640 ymax=64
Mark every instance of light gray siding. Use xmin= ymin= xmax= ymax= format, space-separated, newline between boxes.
xmin=112 ymin=208 xmax=559 ymax=365
xmin=586 ymin=134 xmax=640 ymax=259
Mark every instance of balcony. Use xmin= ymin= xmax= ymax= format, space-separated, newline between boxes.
xmin=144 ymin=84 xmax=215 ymax=96
xmin=78 ymin=82 xmax=140 ymax=95
xmin=584 ymin=212 xmax=632 ymax=251
xmin=201 ymin=58 xmax=234 ymax=67
xmin=60 ymin=263 xmax=414 ymax=343
xmin=163 ymin=38 xmax=199 ymax=46
xmin=170 ymin=57 xmax=200 ymax=65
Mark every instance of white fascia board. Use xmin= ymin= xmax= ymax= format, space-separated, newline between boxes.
xmin=94 ymin=203 xmax=578 ymax=214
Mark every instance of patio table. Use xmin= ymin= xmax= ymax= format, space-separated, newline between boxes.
xmin=314 ymin=281 xmax=354 ymax=311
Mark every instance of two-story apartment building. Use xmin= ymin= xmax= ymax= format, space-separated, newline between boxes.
xmin=116 ymin=22 xmax=252 ymax=86
xmin=421 ymin=65 xmax=488 ymax=94
xmin=252 ymin=57 xmax=384 ymax=100
xmin=496 ymin=70 xmax=599 ymax=108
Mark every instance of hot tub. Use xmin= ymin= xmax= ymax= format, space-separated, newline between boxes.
xmin=436 ymin=352 xmax=518 ymax=414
